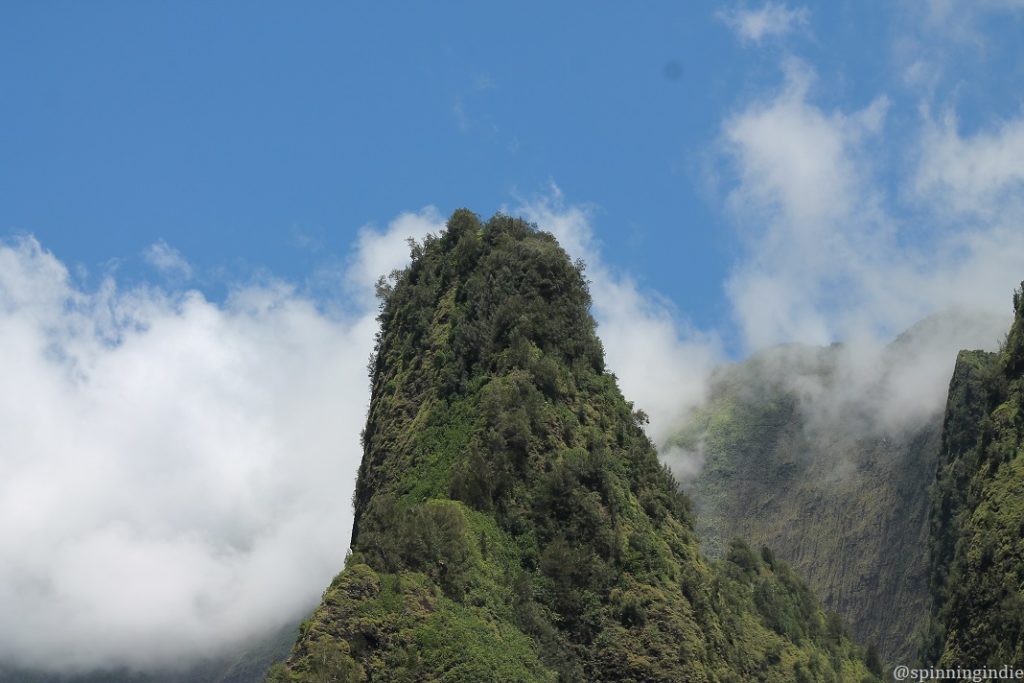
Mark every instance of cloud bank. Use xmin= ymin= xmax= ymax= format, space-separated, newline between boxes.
xmin=0 ymin=210 xmax=442 ymax=673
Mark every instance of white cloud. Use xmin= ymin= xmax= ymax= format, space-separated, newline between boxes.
xmin=345 ymin=208 xmax=444 ymax=308
xmin=143 ymin=240 xmax=193 ymax=280
xmin=914 ymin=111 xmax=1024 ymax=219
xmin=513 ymin=186 xmax=722 ymax=447
xmin=894 ymin=0 xmax=1024 ymax=98
xmin=724 ymin=59 xmax=888 ymax=237
xmin=925 ymin=0 xmax=1024 ymax=26
xmin=718 ymin=58 xmax=1024 ymax=351
xmin=0 ymin=208 xmax=444 ymax=673
xmin=722 ymin=58 xmax=895 ymax=348
xmin=718 ymin=2 xmax=810 ymax=44
xmin=716 ymin=58 xmax=1023 ymax=433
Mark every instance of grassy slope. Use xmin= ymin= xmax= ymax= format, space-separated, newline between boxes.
xmin=926 ymin=289 xmax=1024 ymax=666
xmin=271 ymin=211 xmax=878 ymax=682
xmin=677 ymin=345 xmax=939 ymax=665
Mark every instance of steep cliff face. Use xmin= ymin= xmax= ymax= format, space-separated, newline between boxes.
xmin=926 ymin=287 xmax=1024 ymax=667
xmin=271 ymin=211 xmax=877 ymax=682
xmin=676 ymin=344 xmax=940 ymax=665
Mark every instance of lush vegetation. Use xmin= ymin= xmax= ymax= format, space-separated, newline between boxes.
xmin=271 ymin=211 xmax=878 ymax=682
xmin=925 ymin=285 xmax=1024 ymax=667
xmin=675 ymin=343 xmax=940 ymax=665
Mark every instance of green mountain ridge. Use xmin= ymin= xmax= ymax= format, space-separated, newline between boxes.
xmin=925 ymin=286 xmax=1024 ymax=666
xmin=271 ymin=211 xmax=879 ymax=682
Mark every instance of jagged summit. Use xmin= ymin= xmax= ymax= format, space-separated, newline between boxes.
xmin=270 ymin=211 xmax=877 ymax=682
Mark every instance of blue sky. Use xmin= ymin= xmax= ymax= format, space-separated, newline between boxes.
xmin=4 ymin=2 xmax=1024 ymax=671
xmin=7 ymin=1 xmax=1020 ymax=339
xmin=0 ymin=2 xmax=730 ymax=323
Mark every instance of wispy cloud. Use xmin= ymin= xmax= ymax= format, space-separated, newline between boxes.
xmin=722 ymin=57 xmax=892 ymax=348
xmin=717 ymin=2 xmax=810 ymax=45
xmin=893 ymin=0 xmax=1024 ymax=99
xmin=914 ymin=110 xmax=1024 ymax=219
xmin=143 ymin=240 xmax=193 ymax=280
xmin=720 ymin=57 xmax=1024 ymax=351
xmin=714 ymin=55 xmax=1022 ymax=433
xmin=924 ymin=0 xmax=1024 ymax=28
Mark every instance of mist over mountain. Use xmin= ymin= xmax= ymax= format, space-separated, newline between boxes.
xmin=676 ymin=345 xmax=938 ymax=662
xmin=669 ymin=296 xmax=1024 ymax=671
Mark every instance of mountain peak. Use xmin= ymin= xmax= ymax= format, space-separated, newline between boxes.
xmin=271 ymin=211 xmax=878 ymax=682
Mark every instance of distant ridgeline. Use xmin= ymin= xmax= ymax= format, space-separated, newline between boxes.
xmin=675 ymin=343 xmax=941 ymax=664
xmin=270 ymin=211 xmax=879 ymax=682
xmin=925 ymin=287 xmax=1024 ymax=668
xmin=679 ymin=288 xmax=1024 ymax=670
